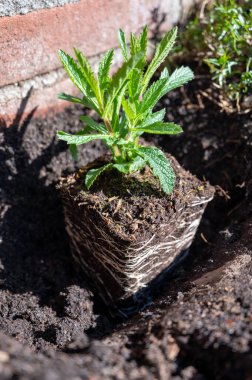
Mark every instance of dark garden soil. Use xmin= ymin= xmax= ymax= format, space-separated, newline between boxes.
xmin=0 ymin=71 xmax=251 ymax=379
xmin=61 ymin=154 xmax=213 ymax=240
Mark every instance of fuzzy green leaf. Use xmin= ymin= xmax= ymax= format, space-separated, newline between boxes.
xmin=141 ymin=27 xmax=177 ymax=93
xmin=58 ymin=50 xmax=91 ymax=96
xmin=133 ymin=122 xmax=183 ymax=134
xmin=98 ymin=49 xmax=114 ymax=90
xmin=113 ymin=163 xmax=130 ymax=174
xmin=112 ymin=80 xmax=130 ymax=122
xmin=118 ymin=112 xmax=129 ymax=138
xmin=104 ymin=79 xmax=128 ymax=118
xmin=128 ymin=68 xmax=142 ymax=101
xmin=111 ymin=99 xmax=119 ymax=132
xmin=136 ymin=109 xmax=166 ymax=128
xmin=138 ymin=146 xmax=175 ymax=194
xmin=163 ymin=66 xmax=194 ymax=92
xmin=139 ymin=78 xmax=168 ymax=114
xmin=139 ymin=66 xmax=194 ymax=114
xmin=118 ymin=29 xmax=128 ymax=61
xmin=74 ymin=48 xmax=102 ymax=107
xmin=133 ymin=25 xmax=148 ymax=72
xmin=121 ymin=98 xmax=136 ymax=121
xmin=138 ymin=25 xmax=148 ymax=59
xmin=160 ymin=67 xmax=169 ymax=79
xmin=57 ymin=131 xmax=111 ymax=145
xmin=130 ymin=32 xmax=138 ymax=56
xmin=58 ymin=92 xmax=98 ymax=110
xmin=113 ymin=156 xmax=145 ymax=174
xmin=58 ymin=50 xmax=100 ymax=113
xmin=104 ymin=53 xmax=143 ymax=117
xmin=58 ymin=93 xmax=83 ymax=104
xmin=79 ymin=115 xmax=107 ymax=134
xmin=85 ymin=163 xmax=113 ymax=189
xmin=108 ymin=53 xmax=143 ymax=95
xmin=69 ymin=144 xmax=78 ymax=160
xmin=129 ymin=155 xmax=146 ymax=172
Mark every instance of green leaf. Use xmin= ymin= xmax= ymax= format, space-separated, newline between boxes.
xmin=58 ymin=50 xmax=90 ymax=95
xmin=139 ymin=66 xmax=194 ymax=114
xmin=104 ymin=53 xmax=143 ymax=118
xmin=163 ymin=66 xmax=194 ymax=92
xmin=57 ymin=131 xmax=111 ymax=145
xmin=69 ymin=144 xmax=78 ymax=160
xmin=111 ymin=79 xmax=130 ymax=122
xmin=118 ymin=112 xmax=129 ymax=138
xmin=113 ymin=156 xmax=145 ymax=174
xmin=129 ymin=155 xmax=146 ymax=172
xmin=58 ymin=50 xmax=100 ymax=114
xmin=98 ymin=49 xmax=114 ymax=91
xmin=111 ymin=99 xmax=119 ymax=132
xmin=130 ymin=32 xmax=138 ymax=56
xmin=104 ymin=80 xmax=127 ymax=118
xmin=85 ymin=163 xmax=113 ymax=189
xmin=79 ymin=115 xmax=107 ymax=133
xmin=133 ymin=25 xmax=148 ymax=72
xmin=113 ymin=163 xmax=130 ymax=174
xmin=160 ymin=67 xmax=169 ymax=79
xmin=121 ymin=98 xmax=136 ymax=121
xmin=76 ymin=126 xmax=94 ymax=134
xmin=138 ymin=25 xmax=148 ymax=59
xmin=74 ymin=47 xmax=102 ymax=108
xmin=141 ymin=27 xmax=177 ymax=93
xmin=139 ymin=78 xmax=168 ymax=114
xmin=58 ymin=92 xmax=100 ymax=111
xmin=133 ymin=122 xmax=182 ymax=134
xmin=58 ymin=93 xmax=83 ymax=104
xmin=138 ymin=146 xmax=175 ymax=194
xmin=118 ymin=29 xmax=128 ymax=61
xmin=109 ymin=53 xmax=143 ymax=94
xmin=128 ymin=68 xmax=142 ymax=101
xmin=136 ymin=108 xmax=165 ymax=128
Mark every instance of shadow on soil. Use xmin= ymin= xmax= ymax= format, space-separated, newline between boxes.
xmin=0 ymin=91 xmax=105 ymax=319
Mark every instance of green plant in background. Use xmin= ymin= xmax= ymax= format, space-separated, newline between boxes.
xmin=57 ymin=26 xmax=194 ymax=194
xmin=178 ymin=0 xmax=252 ymax=103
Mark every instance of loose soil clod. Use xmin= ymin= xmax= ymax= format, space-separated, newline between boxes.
xmin=59 ymin=153 xmax=214 ymax=312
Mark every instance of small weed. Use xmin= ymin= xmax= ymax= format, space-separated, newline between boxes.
xmin=177 ymin=0 xmax=252 ymax=104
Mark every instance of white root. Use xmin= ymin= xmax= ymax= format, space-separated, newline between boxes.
xmin=63 ymin=193 xmax=214 ymax=305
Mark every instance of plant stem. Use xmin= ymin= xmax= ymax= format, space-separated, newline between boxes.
xmin=113 ymin=145 xmax=121 ymax=157
xmin=104 ymin=118 xmax=121 ymax=158
xmin=104 ymin=118 xmax=113 ymax=134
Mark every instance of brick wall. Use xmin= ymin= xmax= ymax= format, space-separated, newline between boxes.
xmin=0 ymin=0 xmax=198 ymax=127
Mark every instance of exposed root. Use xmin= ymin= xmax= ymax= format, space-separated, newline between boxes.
xmin=62 ymin=192 xmax=214 ymax=307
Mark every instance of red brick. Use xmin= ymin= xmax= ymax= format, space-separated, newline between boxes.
xmin=0 ymin=78 xmax=77 ymax=128
xmin=0 ymin=0 xmax=174 ymax=87
xmin=0 ymin=0 xmax=196 ymax=127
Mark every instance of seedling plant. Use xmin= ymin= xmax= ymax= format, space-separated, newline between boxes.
xmin=57 ymin=26 xmax=194 ymax=194
xmin=177 ymin=0 xmax=252 ymax=103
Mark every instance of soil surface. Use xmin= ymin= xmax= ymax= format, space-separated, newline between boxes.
xmin=0 ymin=70 xmax=251 ymax=379
xmin=60 ymin=154 xmax=213 ymax=240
